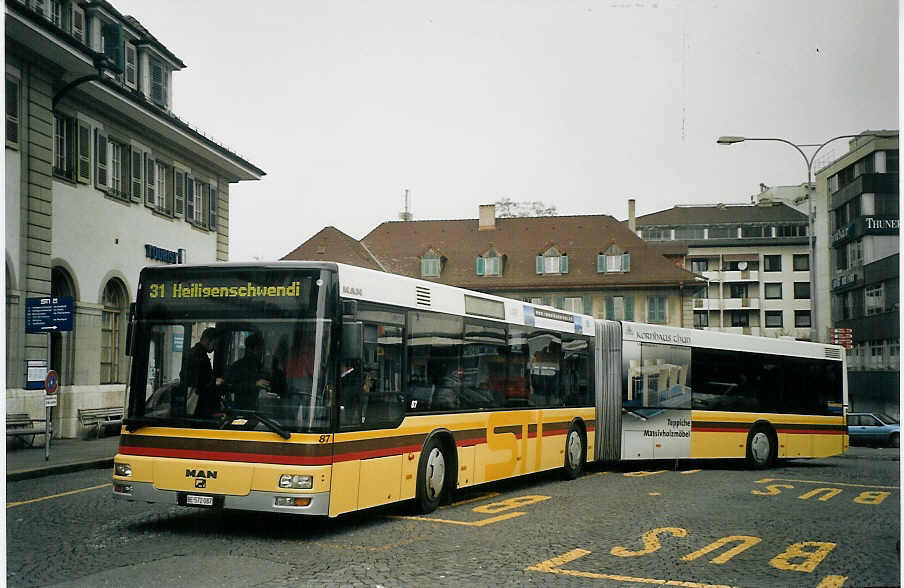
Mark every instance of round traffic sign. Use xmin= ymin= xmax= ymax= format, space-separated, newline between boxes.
xmin=45 ymin=370 xmax=58 ymax=395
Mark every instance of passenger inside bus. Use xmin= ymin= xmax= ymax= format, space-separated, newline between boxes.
xmin=225 ymin=332 xmax=270 ymax=410
xmin=180 ymin=326 xmax=222 ymax=418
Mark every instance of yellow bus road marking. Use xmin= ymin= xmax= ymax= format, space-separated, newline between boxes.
xmin=7 ymin=483 xmax=112 ymax=509
xmin=681 ymin=469 xmax=702 ymax=474
xmin=756 ymin=478 xmax=899 ymax=490
xmin=526 ymin=548 xmax=740 ymax=588
xmin=441 ymin=491 xmax=500 ymax=509
xmin=391 ymin=511 xmax=527 ymax=527
xmin=817 ymin=575 xmax=848 ymax=588
xmin=624 ymin=470 xmax=667 ymax=477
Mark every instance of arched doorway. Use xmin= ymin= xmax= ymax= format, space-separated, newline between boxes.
xmin=50 ymin=267 xmax=76 ymax=385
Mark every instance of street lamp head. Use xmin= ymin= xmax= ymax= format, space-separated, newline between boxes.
xmin=717 ymin=136 xmax=746 ymax=145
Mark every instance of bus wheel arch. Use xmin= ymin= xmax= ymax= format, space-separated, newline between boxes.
xmin=415 ymin=430 xmax=457 ymax=513
xmin=745 ymin=421 xmax=777 ymax=469
xmin=562 ymin=418 xmax=587 ymax=479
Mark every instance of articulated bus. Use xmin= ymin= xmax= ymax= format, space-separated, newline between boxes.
xmin=113 ymin=262 xmax=846 ymax=516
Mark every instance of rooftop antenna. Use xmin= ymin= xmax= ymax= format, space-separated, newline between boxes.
xmin=399 ymin=188 xmax=413 ymax=221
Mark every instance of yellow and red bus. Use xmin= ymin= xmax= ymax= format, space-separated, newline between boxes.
xmin=113 ymin=262 xmax=846 ymax=516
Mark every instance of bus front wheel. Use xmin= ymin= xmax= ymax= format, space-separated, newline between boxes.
xmin=562 ymin=423 xmax=586 ymax=479
xmin=745 ymin=424 xmax=776 ymax=469
xmin=416 ymin=437 xmax=448 ymax=514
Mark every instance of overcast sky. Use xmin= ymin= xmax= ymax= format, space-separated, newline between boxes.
xmin=113 ymin=0 xmax=899 ymax=262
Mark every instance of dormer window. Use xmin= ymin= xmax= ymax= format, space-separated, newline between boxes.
xmin=149 ymin=57 xmax=168 ymax=108
xmin=598 ymin=245 xmax=631 ymax=273
xmin=476 ymin=248 xmax=504 ymax=276
xmin=124 ymin=43 xmax=137 ymax=89
xmin=421 ymin=249 xmax=442 ymax=277
xmin=536 ymin=246 xmax=568 ymax=275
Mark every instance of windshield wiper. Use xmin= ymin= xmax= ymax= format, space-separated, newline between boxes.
xmin=220 ymin=409 xmax=291 ymax=440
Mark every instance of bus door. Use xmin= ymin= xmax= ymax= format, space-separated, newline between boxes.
xmin=594 ymin=320 xmax=623 ymax=462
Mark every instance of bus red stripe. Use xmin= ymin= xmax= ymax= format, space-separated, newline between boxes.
xmin=119 ymin=445 xmax=333 ymax=465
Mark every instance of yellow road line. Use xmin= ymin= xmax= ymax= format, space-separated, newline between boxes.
xmin=526 ymin=548 xmax=739 ymax=587
xmin=756 ymin=477 xmax=899 ymax=490
xmin=7 ymin=483 xmax=111 ymax=509
xmin=441 ymin=491 xmax=500 ymax=509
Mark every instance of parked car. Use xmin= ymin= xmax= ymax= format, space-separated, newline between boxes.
xmin=847 ymin=412 xmax=900 ymax=448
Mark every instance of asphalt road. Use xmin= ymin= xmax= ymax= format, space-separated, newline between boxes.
xmin=6 ymin=446 xmax=899 ymax=587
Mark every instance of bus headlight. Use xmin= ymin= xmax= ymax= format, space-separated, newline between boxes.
xmin=278 ymin=474 xmax=313 ymax=489
xmin=114 ymin=463 xmax=132 ymax=477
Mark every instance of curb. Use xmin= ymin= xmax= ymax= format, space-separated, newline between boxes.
xmin=7 ymin=457 xmax=114 ymax=482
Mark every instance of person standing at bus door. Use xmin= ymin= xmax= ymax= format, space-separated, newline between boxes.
xmin=181 ymin=327 xmax=223 ymax=417
xmin=226 ymin=332 xmax=271 ymax=410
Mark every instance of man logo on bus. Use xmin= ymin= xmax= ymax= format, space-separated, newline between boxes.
xmin=186 ymin=469 xmax=218 ymax=480
xmin=342 ymin=286 xmax=363 ymax=296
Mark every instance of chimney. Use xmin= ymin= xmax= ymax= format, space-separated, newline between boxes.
xmin=628 ymin=198 xmax=636 ymax=233
xmin=479 ymin=204 xmax=496 ymax=231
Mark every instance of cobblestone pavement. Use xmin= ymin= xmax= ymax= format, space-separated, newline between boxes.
xmin=6 ymin=446 xmax=899 ymax=587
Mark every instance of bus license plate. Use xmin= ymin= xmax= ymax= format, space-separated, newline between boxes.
xmin=186 ymin=494 xmax=214 ymax=507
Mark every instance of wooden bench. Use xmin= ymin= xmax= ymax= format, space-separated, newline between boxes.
xmin=77 ymin=407 xmax=124 ymax=438
xmin=6 ymin=412 xmax=47 ymax=447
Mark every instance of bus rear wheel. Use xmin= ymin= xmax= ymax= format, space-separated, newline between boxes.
xmin=415 ymin=437 xmax=448 ymax=514
xmin=745 ymin=424 xmax=776 ymax=469
xmin=562 ymin=423 xmax=585 ymax=480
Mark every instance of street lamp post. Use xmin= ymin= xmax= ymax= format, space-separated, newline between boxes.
xmin=716 ymin=133 xmax=880 ymax=343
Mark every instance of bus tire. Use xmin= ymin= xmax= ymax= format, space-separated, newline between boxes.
xmin=562 ymin=423 xmax=586 ymax=480
xmin=415 ymin=436 xmax=448 ymax=514
xmin=745 ymin=423 xmax=776 ymax=469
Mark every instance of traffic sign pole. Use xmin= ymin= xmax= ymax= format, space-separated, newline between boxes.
xmin=44 ymin=369 xmax=58 ymax=461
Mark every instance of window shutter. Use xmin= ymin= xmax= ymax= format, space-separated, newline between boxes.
xmin=560 ymin=255 xmax=568 ymax=274
xmin=130 ymin=148 xmax=141 ymax=201
xmin=475 ymin=256 xmax=485 ymax=276
xmin=582 ymin=295 xmax=592 ymax=315
xmin=554 ymin=296 xmax=564 ymax=310
xmin=209 ymin=185 xmax=218 ymax=230
xmin=65 ymin=117 xmax=76 ymax=179
xmin=125 ymin=44 xmax=137 ymax=87
xmin=77 ymin=121 xmax=90 ymax=183
xmin=597 ymin=254 xmax=606 ymax=273
xmin=541 ymin=296 xmax=551 ymax=307
xmin=535 ymin=255 xmax=543 ymax=275
xmin=623 ymin=253 xmax=631 ymax=272
xmin=144 ymin=154 xmax=155 ymax=205
xmin=647 ymin=297 xmax=655 ymax=322
xmin=150 ymin=59 xmax=165 ymax=106
xmin=94 ymin=129 xmax=107 ymax=188
xmin=174 ymin=170 xmax=185 ymax=215
xmin=185 ymin=176 xmax=194 ymax=221
xmin=100 ymin=22 xmax=123 ymax=71
xmin=605 ymin=297 xmax=615 ymax=319
xmin=625 ymin=296 xmax=634 ymax=321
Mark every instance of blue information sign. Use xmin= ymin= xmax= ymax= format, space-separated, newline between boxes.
xmin=25 ymin=296 xmax=74 ymax=333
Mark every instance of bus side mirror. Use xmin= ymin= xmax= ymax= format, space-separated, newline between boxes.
xmin=125 ymin=302 xmax=136 ymax=356
xmin=341 ymin=321 xmax=363 ymax=361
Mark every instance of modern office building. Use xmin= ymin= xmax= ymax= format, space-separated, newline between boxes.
xmin=632 ymin=195 xmax=813 ymax=339
xmin=6 ymin=0 xmax=265 ymax=437
xmin=815 ymin=131 xmax=899 ymax=417
xmin=284 ymin=204 xmax=704 ymax=328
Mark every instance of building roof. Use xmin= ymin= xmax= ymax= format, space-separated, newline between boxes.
xmin=634 ymin=203 xmax=807 ymax=226
xmin=283 ymin=214 xmax=700 ymax=290
xmin=283 ymin=227 xmax=384 ymax=271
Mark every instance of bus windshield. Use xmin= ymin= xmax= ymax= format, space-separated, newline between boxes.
xmin=125 ymin=268 xmax=334 ymax=434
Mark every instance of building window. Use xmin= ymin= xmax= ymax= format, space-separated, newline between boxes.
xmin=848 ymin=240 xmax=863 ymax=267
xmin=869 ymin=340 xmax=885 ymax=369
xmin=110 ymin=140 xmax=125 ymax=196
xmin=642 ymin=228 xmax=666 ymax=241
xmin=101 ymin=279 xmax=126 ymax=384
xmin=690 ymin=259 xmax=709 ymax=273
xmin=477 ymin=249 xmax=502 ymax=276
xmin=149 ymin=58 xmax=167 ymax=108
xmin=71 ymin=5 xmax=85 ymax=42
xmin=605 ymin=296 xmax=633 ymax=320
xmin=730 ymin=310 xmax=749 ymax=327
xmin=777 ymin=224 xmax=807 ymax=238
xmin=763 ymin=255 xmax=782 ymax=272
xmin=866 ymin=284 xmax=885 ymax=315
xmin=6 ymin=76 xmax=19 ymax=148
xmin=422 ymin=250 xmax=441 ymax=277
xmin=794 ymin=310 xmax=811 ymax=328
xmin=793 ymin=254 xmax=809 ymax=271
xmin=764 ymin=311 xmax=783 ymax=328
xmin=707 ymin=226 xmax=736 ymax=239
xmin=124 ymin=43 xmax=137 ymax=89
xmin=598 ymin=250 xmax=630 ymax=273
xmin=647 ymin=296 xmax=667 ymax=324
xmin=793 ymin=282 xmax=810 ymax=300
xmin=887 ymin=339 xmax=899 ymax=370
xmin=536 ymin=247 xmax=567 ymax=275
xmin=675 ymin=227 xmax=705 ymax=240
xmin=741 ymin=225 xmax=765 ymax=238
xmin=154 ymin=161 xmax=170 ymax=214
xmin=563 ymin=297 xmax=584 ymax=313
xmin=835 ymin=245 xmax=848 ymax=271
xmin=729 ymin=283 xmax=748 ymax=299
xmin=764 ymin=283 xmax=782 ymax=299
xmin=52 ymin=113 xmax=76 ymax=180
xmin=693 ymin=311 xmax=708 ymax=328
xmin=193 ymin=179 xmax=205 ymax=224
